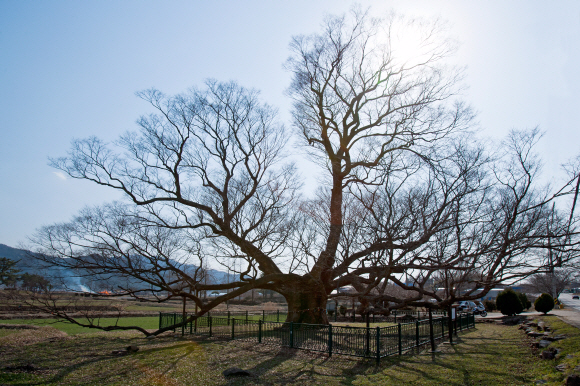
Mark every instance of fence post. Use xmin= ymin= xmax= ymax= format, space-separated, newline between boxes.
xmin=258 ymin=319 xmax=262 ymax=343
xmin=189 ymin=318 xmax=192 ymax=335
xmin=398 ymin=323 xmax=402 ymax=355
xmin=290 ymin=322 xmax=294 ymax=348
xmin=366 ymin=325 xmax=370 ymax=357
xmin=246 ymin=310 xmax=248 ymax=323
xmin=376 ymin=327 xmax=381 ymax=366
xmin=415 ymin=320 xmax=420 ymax=347
xmin=173 ymin=312 xmax=176 ymax=332
xmin=158 ymin=312 xmax=162 ymax=329
xmin=209 ymin=315 xmax=213 ymax=337
xmin=277 ymin=310 xmax=280 ymax=323
xmin=231 ymin=318 xmax=235 ymax=339
xmin=328 ymin=324 xmax=332 ymax=357
xmin=429 ymin=309 xmax=435 ymax=352
xmin=263 ymin=310 xmax=265 ymax=321
xmin=228 ymin=310 xmax=230 ymax=326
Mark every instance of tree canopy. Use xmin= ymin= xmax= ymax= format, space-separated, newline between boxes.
xmin=26 ymin=8 xmax=580 ymax=334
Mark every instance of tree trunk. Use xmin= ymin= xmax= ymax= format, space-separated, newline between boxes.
xmin=281 ymin=283 xmax=329 ymax=324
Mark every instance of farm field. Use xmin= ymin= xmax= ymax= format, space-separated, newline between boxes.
xmin=0 ymin=317 xmax=160 ymax=335
xmin=0 ymin=294 xmax=289 ymax=323
xmin=1 ymin=316 xmax=578 ymax=385
xmin=0 ymin=316 xmax=395 ymax=335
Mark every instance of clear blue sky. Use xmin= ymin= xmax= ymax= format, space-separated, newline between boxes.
xmin=1 ymin=0 xmax=579 ymax=248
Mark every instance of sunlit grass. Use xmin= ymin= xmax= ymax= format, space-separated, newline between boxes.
xmin=353 ymin=323 xmax=553 ymax=386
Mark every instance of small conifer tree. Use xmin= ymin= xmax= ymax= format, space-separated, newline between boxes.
xmin=517 ymin=292 xmax=531 ymax=310
xmin=496 ymin=288 xmax=524 ymax=316
xmin=534 ymin=293 xmax=554 ymax=314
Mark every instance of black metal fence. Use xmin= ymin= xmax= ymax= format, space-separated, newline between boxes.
xmin=159 ymin=312 xmax=474 ymax=364
xmin=160 ymin=309 xmax=447 ymax=324
xmin=184 ymin=309 xmax=288 ymax=323
xmin=328 ymin=309 xmax=448 ymax=324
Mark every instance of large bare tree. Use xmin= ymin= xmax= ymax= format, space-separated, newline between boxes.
xmin=27 ymin=9 xmax=579 ymax=334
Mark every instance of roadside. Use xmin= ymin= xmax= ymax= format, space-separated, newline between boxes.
xmin=478 ymin=305 xmax=580 ymax=330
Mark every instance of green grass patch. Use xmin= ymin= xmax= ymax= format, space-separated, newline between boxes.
xmin=353 ymin=323 xmax=552 ymax=385
xmin=530 ymin=315 xmax=580 ymax=384
xmin=0 ymin=329 xmax=19 ymax=338
xmin=0 ymin=317 xmax=159 ymax=335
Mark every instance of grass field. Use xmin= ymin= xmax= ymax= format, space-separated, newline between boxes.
xmin=0 ymin=317 xmax=160 ymax=335
xmin=1 ymin=315 xmax=398 ymax=336
xmin=2 ymin=315 xmax=579 ymax=385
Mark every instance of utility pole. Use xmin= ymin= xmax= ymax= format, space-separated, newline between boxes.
xmin=547 ymin=205 xmax=557 ymax=300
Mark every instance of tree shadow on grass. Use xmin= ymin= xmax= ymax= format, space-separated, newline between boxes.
xmin=0 ymin=332 xmax=206 ymax=386
xmin=41 ymin=339 xmax=200 ymax=385
xmin=204 ymin=332 xmax=479 ymax=385
xmin=354 ymin=328 xmax=541 ymax=386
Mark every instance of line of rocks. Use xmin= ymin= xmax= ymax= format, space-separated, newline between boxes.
xmin=519 ymin=320 xmax=580 ymax=386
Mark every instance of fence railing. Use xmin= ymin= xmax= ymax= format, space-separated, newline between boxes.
xmin=327 ymin=309 xmax=447 ymax=324
xmin=159 ymin=312 xmax=475 ymax=364
xmin=163 ymin=309 xmax=447 ymax=324
xmin=191 ymin=309 xmax=288 ymax=323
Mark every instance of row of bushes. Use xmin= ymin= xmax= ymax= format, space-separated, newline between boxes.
xmin=489 ymin=289 xmax=555 ymax=316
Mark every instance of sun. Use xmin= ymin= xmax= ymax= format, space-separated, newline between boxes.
xmin=387 ymin=15 xmax=453 ymax=69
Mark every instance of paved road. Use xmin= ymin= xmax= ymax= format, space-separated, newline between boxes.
xmin=559 ymin=293 xmax=580 ymax=313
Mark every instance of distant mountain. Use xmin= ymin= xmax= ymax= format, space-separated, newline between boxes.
xmin=0 ymin=243 xmax=235 ymax=291
xmin=0 ymin=243 xmax=32 ymax=268
xmin=0 ymin=243 xmax=62 ymax=275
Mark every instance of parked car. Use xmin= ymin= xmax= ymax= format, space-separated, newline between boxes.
xmin=573 ymin=295 xmax=579 ymax=299
xmin=456 ymin=301 xmax=487 ymax=316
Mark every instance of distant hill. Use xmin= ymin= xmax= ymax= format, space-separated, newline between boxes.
xmin=0 ymin=243 xmax=30 ymax=264
xmin=0 ymin=243 xmax=53 ymax=273
xmin=0 ymin=243 xmax=236 ymax=292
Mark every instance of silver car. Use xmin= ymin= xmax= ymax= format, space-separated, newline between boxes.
xmin=458 ymin=301 xmax=487 ymax=316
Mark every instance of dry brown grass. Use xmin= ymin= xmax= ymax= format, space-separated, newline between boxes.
xmin=0 ymin=325 xmax=68 ymax=347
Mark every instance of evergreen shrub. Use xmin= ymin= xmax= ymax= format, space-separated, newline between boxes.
xmin=496 ymin=288 xmax=524 ymax=316
xmin=534 ymin=293 xmax=554 ymax=314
